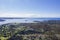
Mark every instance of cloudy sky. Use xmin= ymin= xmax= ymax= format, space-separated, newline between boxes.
xmin=0 ymin=0 xmax=60 ymax=18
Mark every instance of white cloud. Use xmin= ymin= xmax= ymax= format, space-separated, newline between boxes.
xmin=0 ymin=12 xmax=36 ymax=18
xmin=0 ymin=12 xmax=60 ymax=18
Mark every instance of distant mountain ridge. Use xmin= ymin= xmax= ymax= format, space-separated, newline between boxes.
xmin=0 ymin=19 xmax=5 ymax=22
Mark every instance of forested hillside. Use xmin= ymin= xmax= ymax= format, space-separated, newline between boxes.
xmin=0 ymin=20 xmax=60 ymax=40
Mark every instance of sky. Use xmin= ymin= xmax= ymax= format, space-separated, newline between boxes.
xmin=0 ymin=0 xmax=60 ymax=18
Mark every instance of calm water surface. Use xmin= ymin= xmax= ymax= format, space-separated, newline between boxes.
xmin=0 ymin=18 xmax=60 ymax=25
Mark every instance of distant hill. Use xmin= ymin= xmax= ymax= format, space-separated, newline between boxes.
xmin=0 ymin=19 xmax=5 ymax=22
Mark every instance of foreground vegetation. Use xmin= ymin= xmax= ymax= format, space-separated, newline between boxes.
xmin=0 ymin=20 xmax=60 ymax=40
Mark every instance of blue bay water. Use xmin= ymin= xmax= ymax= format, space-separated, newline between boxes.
xmin=0 ymin=18 xmax=60 ymax=25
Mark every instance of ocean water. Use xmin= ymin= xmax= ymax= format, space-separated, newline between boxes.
xmin=0 ymin=18 xmax=60 ymax=25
